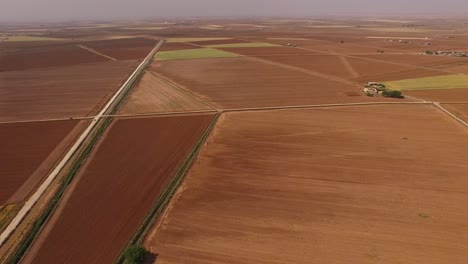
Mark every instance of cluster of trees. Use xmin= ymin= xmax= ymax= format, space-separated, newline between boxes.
xmin=382 ymin=89 xmax=403 ymax=98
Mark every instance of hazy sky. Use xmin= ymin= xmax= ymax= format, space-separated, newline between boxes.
xmin=1 ymin=0 xmax=468 ymax=22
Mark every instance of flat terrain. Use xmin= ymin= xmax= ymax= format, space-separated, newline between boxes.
xmin=443 ymin=103 xmax=468 ymax=122
xmin=151 ymin=57 xmax=393 ymax=109
xmin=406 ymin=88 xmax=468 ymax=102
xmin=0 ymin=120 xmax=85 ymax=205
xmin=22 ymin=114 xmax=214 ymax=264
xmin=119 ymin=71 xmax=213 ymax=114
xmin=0 ymin=60 xmax=137 ymax=121
xmin=384 ymin=74 xmax=468 ymax=90
xmin=146 ymin=104 xmax=468 ymax=264
xmin=81 ymin=38 xmax=159 ymax=60
xmin=0 ymin=44 xmax=110 ymax=72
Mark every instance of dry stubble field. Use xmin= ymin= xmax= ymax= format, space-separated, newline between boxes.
xmin=146 ymin=104 xmax=468 ymax=264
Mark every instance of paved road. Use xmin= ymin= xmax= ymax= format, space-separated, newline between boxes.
xmin=0 ymin=40 xmax=164 ymax=247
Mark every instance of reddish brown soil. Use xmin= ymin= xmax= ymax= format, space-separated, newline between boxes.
xmin=82 ymin=38 xmax=158 ymax=60
xmin=0 ymin=60 xmax=137 ymax=122
xmin=0 ymin=44 xmax=110 ymax=72
xmin=0 ymin=120 xmax=85 ymax=205
xmin=151 ymin=57 xmax=398 ymax=109
xmin=406 ymin=88 xmax=468 ymax=102
xmin=158 ymin=42 xmax=199 ymax=51
xmin=146 ymin=105 xmax=468 ymax=264
xmin=443 ymin=103 xmax=468 ymax=122
xmin=237 ymin=54 xmax=443 ymax=83
xmin=90 ymin=46 xmax=154 ymax=60
xmin=23 ymin=114 xmax=214 ymax=264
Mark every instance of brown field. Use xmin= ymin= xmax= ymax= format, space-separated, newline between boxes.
xmin=22 ymin=114 xmax=214 ymax=264
xmin=150 ymin=57 xmax=397 ymax=109
xmin=119 ymin=71 xmax=213 ymax=114
xmin=0 ymin=44 xmax=110 ymax=72
xmin=81 ymin=38 xmax=158 ymax=60
xmin=443 ymin=104 xmax=468 ymax=122
xmin=146 ymin=104 xmax=468 ymax=264
xmin=0 ymin=60 xmax=137 ymax=121
xmin=0 ymin=120 xmax=86 ymax=205
xmin=406 ymin=88 xmax=468 ymax=102
xmin=220 ymin=46 xmax=321 ymax=56
xmin=226 ymin=53 xmax=443 ymax=83
xmin=158 ymin=42 xmax=199 ymax=51
xmin=436 ymin=64 xmax=468 ymax=74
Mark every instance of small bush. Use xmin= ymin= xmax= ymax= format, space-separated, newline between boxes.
xmin=124 ymin=245 xmax=147 ymax=264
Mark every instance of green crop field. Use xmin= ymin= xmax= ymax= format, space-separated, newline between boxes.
xmin=155 ymin=48 xmax=239 ymax=61
xmin=206 ymin=42 xmax=279 ymax=48
xmin=383 ymin=74 xmax=468 ymax=91
xmin=166 ymin=37 xmax=232 ymax=43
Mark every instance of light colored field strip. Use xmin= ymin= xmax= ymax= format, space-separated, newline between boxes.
xmin=0 ymin=40 xmax=164 ymax=247
xmin=222 ymin=101 xmax=431 ymax=113
xmin=433 ymin=102 xmax=468 ymax=127
xmin=147 ymin=69 xmax=221 ymax=111
xmin=338 ymin=55 xmax=359 ymax=78
xmin=76 ymin=45 xmax=117 ymax=61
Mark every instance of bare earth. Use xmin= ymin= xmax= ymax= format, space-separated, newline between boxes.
xmin=22 ymin=114 xmax=214 ymax=264
xmin=0 ymin=120 xmax=85 ymax=205
xmin=118 ymin=71 xmax=213 ymax=114
xmin=146 ymin=104 xmax=468 ymax=264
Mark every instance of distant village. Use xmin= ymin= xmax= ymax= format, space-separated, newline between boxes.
xmin=422 ymin=50 xmax=468 ymax=57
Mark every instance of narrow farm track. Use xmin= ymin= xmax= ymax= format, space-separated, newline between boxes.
xmin=295 ymin=46 xmax=462 ymax=75
xmin=338 ymin=55 xmax=360 ymax=78
xmin=76 ymin=45 xmax=117 ymax=61
xmin=433 ymin=102 xmax=468 ymax=127
xmin=0 ymin=40 xmax=164 ymax=249
xmin=245 ymin=56 xmax=360 ymax=87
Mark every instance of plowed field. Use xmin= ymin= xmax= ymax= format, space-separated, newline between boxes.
xmin=0 ymin=44 xmax=110 ymax=72
xmin=0 ymin=60 xmax=137 ymax=121
xmin=22 ymin=114 xmax=214 ymax=264
xmin=82 ymin=38 xmax=158 ymax=60
xmin=146 ymin=104 xmax=468 ymax=264
xmin=151 ymin=57 xmax=393 ymax=109
xmin=0 ymin=120 xmax=85 ymax=205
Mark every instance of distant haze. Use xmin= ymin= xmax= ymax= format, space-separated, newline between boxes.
xmin=1 ymin=0 xmax=468 ymax=23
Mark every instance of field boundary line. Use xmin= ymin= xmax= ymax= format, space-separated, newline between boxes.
xmin=0 ymin=116 xmax=93 ymax=125
xmin=76 ymin=45 xmax=118 ymax=61
xmin=295 ymin=46 xmax=462 ymax=76
xmin=433 ymin=102 xmax=468 ymax=128
xmin=104 ymin=109 xmax=217 ymax=119
xmin=222 ymin=101 xmax=431 ymax=113
xmin=146 ymin=69 xmax=221 ymax=111
xmin=338 ymin=55 xmax=360 ymax=78
xmin=114 ymin=113 xmax=220 ymax=264
xmin=0 ymin=40 xmax=164 ymax=249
